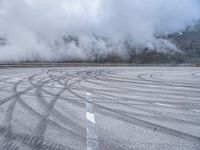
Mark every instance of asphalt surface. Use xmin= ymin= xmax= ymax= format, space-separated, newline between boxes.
xmin=0 ymin=67 xmax=199 ymax=150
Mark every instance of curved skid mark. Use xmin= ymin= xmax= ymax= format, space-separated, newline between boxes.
xmin=1 ymin=68 xmax=200 ymax=149
xmin=68 ymin=70 xmax=200 ymax=143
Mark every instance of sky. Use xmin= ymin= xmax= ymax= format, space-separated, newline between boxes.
xmin=0 ymin=0 xmax=200 ymax=62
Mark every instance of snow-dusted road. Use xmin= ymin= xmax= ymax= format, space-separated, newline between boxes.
xmin=0 ymin=67 xmax=199 ymax=150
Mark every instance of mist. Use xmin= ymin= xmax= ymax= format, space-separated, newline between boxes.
xmin=0 ymin=0 xmax=200 ymax=62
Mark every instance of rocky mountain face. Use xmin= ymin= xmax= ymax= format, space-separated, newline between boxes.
xmin=168 ymin=25 xmax=200 ymax=64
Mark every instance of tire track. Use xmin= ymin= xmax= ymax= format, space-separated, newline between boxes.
xmin=67 ymin=70 xmax=200 ymax=144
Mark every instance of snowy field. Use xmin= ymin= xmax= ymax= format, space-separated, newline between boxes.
xmin=0 ymin=67 xmax=199 ymax=150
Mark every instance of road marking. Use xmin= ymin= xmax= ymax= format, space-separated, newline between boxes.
xmin=86 ymin=92 xmax=98 ymax=150
xmin=53 ymin=84 xmax=64 ymax=88
xmin=87 ymin=112 xmax=95 ymax=124
xmin=155 ymin=103 xmax=174 ymax=108
xmin=193 ymin=109 xmax=200 ymax=113
xmin=9 ymin=77 xmax=23 ymax=82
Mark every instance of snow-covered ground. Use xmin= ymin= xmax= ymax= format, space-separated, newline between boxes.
xmin=0 ymin=67 xmax=199 ymax=150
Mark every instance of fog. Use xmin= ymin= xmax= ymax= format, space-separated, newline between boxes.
xmin=0 ymin=0 xmax=200 ymax=62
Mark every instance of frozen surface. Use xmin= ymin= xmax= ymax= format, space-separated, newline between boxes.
xmin=0 ymin=67 xmax=199 ymax=150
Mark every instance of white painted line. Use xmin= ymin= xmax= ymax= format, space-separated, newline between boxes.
xmin=9 ymin=77 xmax=22 ymax=82
xmin=193 ymin=109 xmax=200 ymax=113
xmin=54 ymin=84 xmax=64 ymax=88
xmin=86 ymin=92 xmax=98 ymax=150
xmin=155 ymin=103 xmax=174 ymax=108
xmin=86 ymin=92 xmax=92 ymax=97
xmin=87 ymin=112 xmax=95 ymax=124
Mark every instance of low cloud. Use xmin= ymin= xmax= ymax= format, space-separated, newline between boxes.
xmin=0 ymin=0 xmax=200 ymax=62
